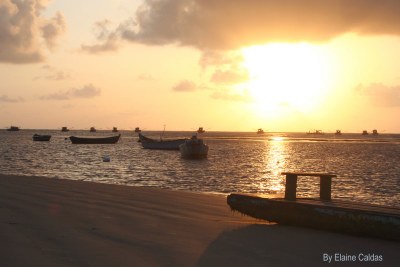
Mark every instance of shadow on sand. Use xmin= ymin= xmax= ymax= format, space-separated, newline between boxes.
xmin=196 ymin=224 xmax=400 ymax=267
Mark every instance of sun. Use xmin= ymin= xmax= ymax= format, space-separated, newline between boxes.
xmin=241 ymin=43 xmax=334 ymax=114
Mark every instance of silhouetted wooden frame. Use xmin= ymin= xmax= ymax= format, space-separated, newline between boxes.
xmin=281 ymin=172 xmax=337 ymax=201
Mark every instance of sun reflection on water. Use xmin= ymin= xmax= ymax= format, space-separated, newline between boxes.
xmin=258 ymin=138 xmax=287 ymax=194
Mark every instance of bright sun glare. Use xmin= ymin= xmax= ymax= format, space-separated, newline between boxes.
xmin=241 ymin=43 xmax=333 ymax=115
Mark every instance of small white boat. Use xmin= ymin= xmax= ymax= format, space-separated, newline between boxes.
xmin=179 ymin=135 xmax=208 ymax=159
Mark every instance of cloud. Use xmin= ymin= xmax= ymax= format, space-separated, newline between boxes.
xmin=355 ymin=83 xmax=400 ymax=107
xmin=40 ymin=84 xmax=101 ymax=100
xmin=34 ymin=65 xmax=70 ymax=80
xmin=81 ymin=19 xmax=120 ymax=54
xmin=199 ymin=51 xmax=244 ymax=69
xmin=172 ymin=80 xmax=198 ymax=92
xmin=0 ymin=0 xmax=66 ymax=64
xmin=210 ymin=69 xmax=249 ymax=85
xmin=87 ymin=0 xmax=400 ymax=51
xmin=210 ymin=89 xmax=252 ymax=102
xmin=137 ymin=73 xmax=155 ymax=81
xmin=0 ymin=94 xmax=24 ymax=103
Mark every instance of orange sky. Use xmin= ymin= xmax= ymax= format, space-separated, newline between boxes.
xmin=1 ymin=0 xmax=400 ymax=132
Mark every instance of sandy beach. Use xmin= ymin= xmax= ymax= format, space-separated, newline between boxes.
xmin=0 ymin=175 xmax=398 ymax=266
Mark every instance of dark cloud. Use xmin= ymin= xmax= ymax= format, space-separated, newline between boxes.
xmin=87 ymin=0 xmax=400 ymax=51
xmin=40 ymin=84 xmax=101 ymax=100
xmin=0 ymin=94 xmax=24 ymax=103
xmin=355 ymin=83 xmax=400 ymax=107
xmin=0 ymin=0 xmax=66 ymax=64
xmin=172 ymin=80 xmax=198 ymax=92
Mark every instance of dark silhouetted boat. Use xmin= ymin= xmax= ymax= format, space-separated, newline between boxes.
xmin=134 ymin=127 xmax=141 ymax=133
xmin=362 ymin=130 xmax=368 ymax=135
xmin=7 ymin=126 xmax=20 ymax=131
xmin=257 ymin=128 xmax=264 ymax=134
xmin=307 ymin=129 xmax=324 ymax=134
xmin=69 ymin=134 xmax=120 ymax=144
xmin=179 ymin=135 xmax=208 ymax=159
xmin=33 ymin=134 xmax=51 ymax=141
xmin=335 ymin=130 xmax=342 ymax=135
xmin=372 ymin=129 xmax=378 ymax=135
xmin=139 ymin=133 xmax=186 ymax=150
xmin=90 ymin=127 xmax=96 ymax=132
xmin=112 ymin=127 xmax=118 ymax=132
xmin=197 ymin=127 xmax=205 ymax=133
xmin=61 ymin=126 xmax=69 ymax=132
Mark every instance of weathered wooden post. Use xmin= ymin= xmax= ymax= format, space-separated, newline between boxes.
xmin=320 ymin=175 xmax=333 ymax=201
xmin=284 ymin=173 xmax=298 ymax=201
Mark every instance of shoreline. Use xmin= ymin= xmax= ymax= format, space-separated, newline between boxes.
xmin=1 ymin=174 xmax=398 ymax=266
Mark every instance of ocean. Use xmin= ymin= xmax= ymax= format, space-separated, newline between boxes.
xmin=1 ymin=129 xmax=399 ymax=207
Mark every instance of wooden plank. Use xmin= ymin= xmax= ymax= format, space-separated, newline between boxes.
xmin=281 ymin=172 xmax=336 ymax=177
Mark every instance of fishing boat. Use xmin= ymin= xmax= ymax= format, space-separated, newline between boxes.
xmin=7 ymin=126 xmax=20 ymax=131
xmin=33 ymin=134 xmax=51 ymax=141
xmin=307 ymin=130 xmax=324 ymax=134
xmin=139 ymin=133 xmax=186 ymax=150
xmin=69 ymin=134 xmax=120 ymax=144
xmin=179 ymin=135 xmax=208 ymax=159
xmin=112 ymin=127 xmax=118 ymax=132
xmin=61 ymin=126 xmax=69 ymax=132
xmin=134 ymin=127 xmax=141 ymax=133
xmin=335 ymin=130 xmax=342 ymax=135
xmin=362 ymin=130 xmax=368 ymax=135
xmin=372 ymin=129 xmax=378 ymax=135
xmin=257 ymin=128 xmax=264 ymax=134
xmin=197 ymin=127 xmax=205 ymax=134
xmin=90 ymin=127 xmax=96 ymax=132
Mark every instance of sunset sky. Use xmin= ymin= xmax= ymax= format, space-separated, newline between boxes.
xmin=1 ymin=0 xmax=400 ymax=132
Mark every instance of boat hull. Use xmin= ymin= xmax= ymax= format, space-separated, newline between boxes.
xmin=69 ymin=134 xmax=120 ymax=144
xmin=179 ymin=139 xmax=208 ymax=159
xmin=141 ymin=139 xmax=186 ymax=150
xmin=139 ymin=133 xmax=186 ymax=150
xmin=33 ymin=134 xmax=51 ymax=141
xmin=227 ymin=194 xmax=400 ymax=240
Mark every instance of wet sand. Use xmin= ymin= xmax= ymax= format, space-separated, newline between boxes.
xmin=0 ymin=174 xmax=398 ymax=266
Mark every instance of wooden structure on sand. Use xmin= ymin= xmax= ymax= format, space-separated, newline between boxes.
xmin=227 ymin=172 xmax=400 ymax=240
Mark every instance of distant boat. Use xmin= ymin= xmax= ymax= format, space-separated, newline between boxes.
xmin=134 ymin=127 xmax=141 ymax=133
xmin=335 ymin=130 xmax=342 ymax=135
xmin=61 ymin=126 xmax=69 ymax=132
xmin=197 ymin=127 xmax=205 ymax=134
xmin=307 ymin=130 xmax=324 ymax=135
xmin=112 ymin=127 xmax=118 ymax=132
xmin=139 ymin=133 xmax=186 ymax=150
xmin=69 ymin=134 xmax=120 ymax=144
xmin=33 ymin=134 xmax=51 ymax=141
xmin=362 ymin=130 xmax=368 ymax=135
xmin=90 ymin=127 xmax=96 ymax=132
xmin=257 ymin=128 xmax=264 ymax=134
xmin=7 ymin=126 xmax=20 ymax=131
xmin=372 ymin=129 xmax=378 ymax=135
xmin=179 ymin=135 xmax=208 ymax=159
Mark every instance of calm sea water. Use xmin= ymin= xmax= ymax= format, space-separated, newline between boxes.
xmin=1 ymin=130 xmax=399 ymax=207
